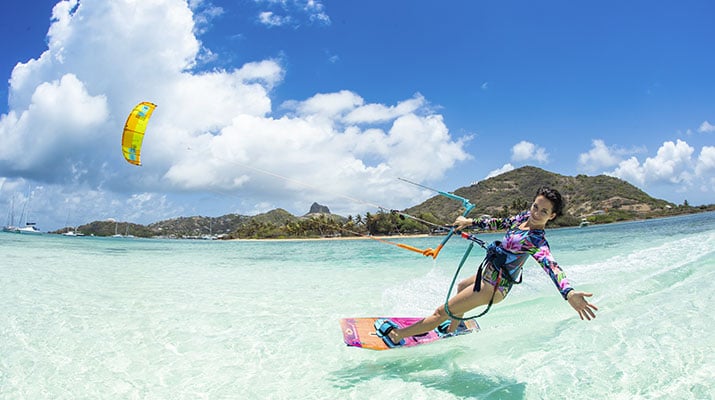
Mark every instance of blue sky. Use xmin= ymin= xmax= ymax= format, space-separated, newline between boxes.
xmin=1 ymin=0 xmax=714 ymax=231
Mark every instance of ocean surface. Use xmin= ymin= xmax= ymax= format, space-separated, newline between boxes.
xmin=1 ymin=212 xmax=714 ymax=399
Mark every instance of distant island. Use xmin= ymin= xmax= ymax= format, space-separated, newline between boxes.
xmin=50 ymin=166 xmax=714 ymax=239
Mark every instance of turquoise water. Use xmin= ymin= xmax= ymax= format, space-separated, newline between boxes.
xmin=1 ymin=212 xmax=714 ymax=399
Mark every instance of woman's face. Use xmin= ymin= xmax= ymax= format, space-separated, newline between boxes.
xmin=529 ymin=195 xmax=556 ymax=226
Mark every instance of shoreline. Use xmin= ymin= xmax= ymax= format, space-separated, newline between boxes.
xmin=227 ymin=233 xmax=432 ymax=242
xmin=227 ymin=210 xmax=715 ymax=242
xmin=38 ymin=210 xmax=715 ymax=239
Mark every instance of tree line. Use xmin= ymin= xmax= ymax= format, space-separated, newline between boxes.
xmin=225 ymin=199 xmax=537 ymax=240
xmin=225 ymin=210 xmax=442 ymax=239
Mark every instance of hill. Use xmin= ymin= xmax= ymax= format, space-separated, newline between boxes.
xmin=64 ymin=204 xmax=337 ymax=239
xmin=147 ymin=214 xmax=249 ymax=239
xmin=405 ymin=166 xmax=684 ymax=227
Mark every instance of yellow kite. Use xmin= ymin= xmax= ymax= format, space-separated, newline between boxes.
xmin=122 ymin=102 xmax=157 ymax=166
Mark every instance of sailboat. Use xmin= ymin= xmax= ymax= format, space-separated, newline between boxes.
xmin=16 ymin=195 xmax=42 ymax=234
xmin=112 ymin=221 xmax=124 ymax=238
xmin=2 ymin=197 xmax=18 ymax=232
xmin=62 ymin=228 xmax=85 ymax=237
xmin=61 ymin=211 xmax=85 ymax=236
xmin=17 ymin=222 xmax=42 ymax=234
xmin=124 ymin=223 xmax=134 ymax=238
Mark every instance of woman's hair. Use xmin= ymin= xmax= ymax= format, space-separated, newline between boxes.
xmin=535 ymin=186 xmax=564 ymax=217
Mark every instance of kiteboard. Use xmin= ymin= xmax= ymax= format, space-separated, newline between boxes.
xmin=340 ymin=317 xmax=479 ymax=351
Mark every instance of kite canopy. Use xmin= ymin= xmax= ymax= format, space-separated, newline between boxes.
xmin=122 ymin=102 xmax=157 ymax=166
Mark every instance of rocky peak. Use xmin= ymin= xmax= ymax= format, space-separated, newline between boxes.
xmin=308 ymin=202 xmax=331 ymax=214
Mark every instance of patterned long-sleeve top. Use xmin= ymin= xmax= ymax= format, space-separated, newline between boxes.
xmin=473 ymin=211 xmax=573 ymax=299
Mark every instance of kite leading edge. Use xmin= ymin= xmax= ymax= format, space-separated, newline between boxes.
xmin=122 ymin=101 xmax=157 ymax=166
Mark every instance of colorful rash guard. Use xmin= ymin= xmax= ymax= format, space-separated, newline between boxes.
xmin=473 ymin=211 xmax=573 ymax=300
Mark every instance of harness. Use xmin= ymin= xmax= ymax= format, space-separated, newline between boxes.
xmin=474 ymin=240 xmax=524 ymax=313
xmin=445 ymin=240 xmax=523 ymax=321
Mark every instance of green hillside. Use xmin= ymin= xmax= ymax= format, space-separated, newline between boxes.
xmin=405 ymin=166 xmax=682 ymax=226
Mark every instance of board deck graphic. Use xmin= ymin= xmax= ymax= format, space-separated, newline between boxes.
xmin=340 ymin=317 xmax=480 ymax=350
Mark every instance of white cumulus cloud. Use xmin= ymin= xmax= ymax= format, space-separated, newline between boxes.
xmin=695 ymin=146 xmax=715 ymax=176
xmin=578 ymin=139 xmax=621 ymax=172
xmin=485 ymin=163 xmax=515 ymax=179
xmin=610 ymin=139 xmax=695 ymax=185
xmin=511 ymin=141 xmax=549 ymax=163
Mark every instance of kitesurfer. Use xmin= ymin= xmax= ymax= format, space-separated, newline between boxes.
xmin=376 ymin=186 xmax=599 ymax=347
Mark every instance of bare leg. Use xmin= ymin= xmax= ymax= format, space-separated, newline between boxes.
xmin=387 ymin=275 xmax=505 ymax=343
xmin=445 ymin=275 xmax=478 ymax=333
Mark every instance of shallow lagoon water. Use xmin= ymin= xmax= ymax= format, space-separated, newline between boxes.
xmin=2 ymin=212 xmax=714 ymax=399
